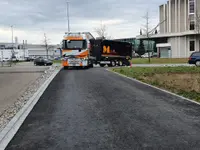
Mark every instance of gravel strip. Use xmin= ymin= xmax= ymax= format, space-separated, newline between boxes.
xmin=0 ymin=65 xmax=61 ymax=132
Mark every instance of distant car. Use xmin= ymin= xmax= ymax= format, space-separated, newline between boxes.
xmin=151 ymin=54 xmax=158 ymax=58
xmin=25 ymin=57 xmax=31 ymax=61
xmin=11 ymin=56 xmax=19 ymax=62
xmin=34 ymin=57 xmax=53 ymax=66
xmin=188 ymin=52 xmax=200 ymax=66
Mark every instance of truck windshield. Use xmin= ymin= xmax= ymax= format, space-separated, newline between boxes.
xmin=62 ymin=40 xmax=87 ymax=49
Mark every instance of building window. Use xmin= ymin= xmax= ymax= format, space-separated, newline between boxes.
xmin=190 ymin=40 xmax=195 ymax=51
xmin=189 ymin=0 xmax=195 ymax=14
xmin=190 ymin=22 xmax=195 ymax=30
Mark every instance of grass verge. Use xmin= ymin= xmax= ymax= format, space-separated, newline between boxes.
xmin=112 ymin=66 xmax=200 ymax=102
xmin=131 ymin=58 xmax=188 ymax=64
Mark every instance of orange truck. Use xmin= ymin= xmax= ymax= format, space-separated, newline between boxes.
xmin=61 ymin=32 xmax=95 ymax=69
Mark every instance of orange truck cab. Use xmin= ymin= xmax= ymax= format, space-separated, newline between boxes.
xmin=61 ymin=32 xmax=95 ymax=69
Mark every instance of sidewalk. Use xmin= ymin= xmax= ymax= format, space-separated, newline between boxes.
xmin=0 ymin=73 xmax=41 ymax=114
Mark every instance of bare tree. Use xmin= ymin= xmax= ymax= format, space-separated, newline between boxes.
xmin=141 ymin=11 xmax=167 ymax=62
xmin=43 ymin=33 xmax=54 ymax=59
xmin=94 ymin=21 xmax=112 ymax=39
xmin=141 ymin=11 xmax=151 ymax=63
xmin=195 ymin=10 xmax=200 ymax=34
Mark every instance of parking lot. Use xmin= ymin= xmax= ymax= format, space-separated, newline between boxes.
xmin=0 ymin=62 xmax=49 ymax=115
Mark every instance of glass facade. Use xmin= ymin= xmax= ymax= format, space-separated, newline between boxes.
xmin=115 ymin=38 xmax=155 ymax=52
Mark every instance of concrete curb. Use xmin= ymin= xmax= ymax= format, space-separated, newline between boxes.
xmin=107 ymin=69 xmax=200 ymax=106
xmin=0 ymin=68 xmax=61 ymax=150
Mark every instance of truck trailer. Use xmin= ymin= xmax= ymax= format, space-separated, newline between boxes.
xmin=90 ymin=39 xmax=132 ymax=67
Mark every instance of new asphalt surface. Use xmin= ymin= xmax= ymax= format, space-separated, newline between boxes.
xmin=5 ymin=67 xmax=200 ymax=149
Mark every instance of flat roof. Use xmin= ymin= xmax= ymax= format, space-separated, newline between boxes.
xmin=136 ymin=30 xmax=198 ymax=39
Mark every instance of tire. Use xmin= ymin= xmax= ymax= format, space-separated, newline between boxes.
xmin=111 ymin=60 xmax=116 ymax=67
xmin=195 ymin=61 xmax=200 ymax=67
xmin=100 ymin=64 xmax=105 ymax=67
xmin=90 ymin=64 xmax=94 ymax=68
xmin=123 ymin=60 xmax=130 ymax=66
xmin=118 ymin=61 xmax=123 ymax=66
xmin=64 ymin=66 xmax=68 ymax=70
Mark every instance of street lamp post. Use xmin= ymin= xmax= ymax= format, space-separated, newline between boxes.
xmin=11 ymin=25 xmax=14 ymax=66
xmin=66 ymin=1 xmax=70 ymax=32
xmin=11 ymin=25 xmax=13 ymax=48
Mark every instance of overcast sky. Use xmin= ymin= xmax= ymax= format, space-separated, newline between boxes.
xmin=0 ymin=0 xmax=166 ymax=44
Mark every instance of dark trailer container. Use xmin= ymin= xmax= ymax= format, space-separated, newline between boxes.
xmin=90 ymin=39 xmax=132 ymax=67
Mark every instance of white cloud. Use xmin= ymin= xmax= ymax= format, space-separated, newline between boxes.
xmin=0 ymin=0 xmax=167 ymax=44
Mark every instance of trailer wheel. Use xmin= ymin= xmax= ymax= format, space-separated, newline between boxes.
xmin=111 ymin=61 xmax=116 ymax=67
xmin=118 ymin=61 xmax=123 ymax=66
xmin=123 ymin=60 xmax=130 ymax=66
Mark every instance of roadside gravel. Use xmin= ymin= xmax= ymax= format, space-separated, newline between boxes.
xmin=0 ymin=66 xmax=61 ymax=132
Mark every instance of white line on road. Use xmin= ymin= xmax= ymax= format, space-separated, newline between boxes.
xmin=107 ymin=69 xmax=200 ymax=106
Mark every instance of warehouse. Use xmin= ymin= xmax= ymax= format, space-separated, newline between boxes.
xmin=0 ymin=42 xmax=61 ymax=59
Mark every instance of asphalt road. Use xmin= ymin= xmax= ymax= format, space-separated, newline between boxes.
xmin=5 ymin=68 xmax=200 ymax=149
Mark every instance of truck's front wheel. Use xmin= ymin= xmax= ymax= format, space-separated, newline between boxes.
xmin=64 ymin=66 xmax=68 ymax=70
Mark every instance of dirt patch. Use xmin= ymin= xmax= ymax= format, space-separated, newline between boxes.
xmin=142 ymin=73 xmax=200 ymax=93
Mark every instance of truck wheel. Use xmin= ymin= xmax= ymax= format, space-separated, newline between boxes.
xmin=100 ymin=64 xmax=105 ymax=67
xmin=111 ymin=61 xmax=116 ymax=67
xmin=118 ymin=61 xmax=123 ymax=66
xmin=195 ymin=61 xmax=200 ymax=67
xmin=64 ymin=66 xmax=68 ymax=70
xmin=123 ymin=60 xmax=130 ymax=66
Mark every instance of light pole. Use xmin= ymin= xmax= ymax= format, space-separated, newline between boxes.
xmin=11 ymin=25 xmax=13 ymax=48
xmin=11 ymin=25 xmax=14 ymax=65
xmin=66 ymin=1 xmax=70 ymax=32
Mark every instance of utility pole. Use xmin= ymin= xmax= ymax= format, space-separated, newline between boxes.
xmin=66 ymin=1 xmax=70 ymax=32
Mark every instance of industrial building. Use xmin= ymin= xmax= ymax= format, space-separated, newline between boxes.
xmin=137 ymin=0 xmax=200 ymax=58
xmin=0 ymin=42 xmax=61 ymax=60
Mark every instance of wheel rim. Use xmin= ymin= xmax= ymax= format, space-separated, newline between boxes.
xmin=112 ymin=61 xmax=115 ymax=66
xmin=119 ymin=61 xmax=122 ymax=66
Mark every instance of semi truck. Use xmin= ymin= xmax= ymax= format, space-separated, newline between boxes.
xmin=90 ymin=39 xmax=132 ymax=67
xmin=61 ymin=32 xmax=132 ymax=69
xmin=61 ymin=32 xmax=95 ymax=69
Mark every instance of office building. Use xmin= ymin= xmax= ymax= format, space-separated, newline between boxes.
xmin=137 ymin=0 xmax=200 ymax=58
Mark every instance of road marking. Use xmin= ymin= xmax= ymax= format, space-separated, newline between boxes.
xmin=107 ymin=69 xmax=200 ymax=106
xmin=0 ymin=68 xmax=61 ymax=150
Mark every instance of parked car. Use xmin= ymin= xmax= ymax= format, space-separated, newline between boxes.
xmin=188 ymin=52 xmax=200 ymax=66
xmin=11 ymin=56 xmax=19 ymax=62
xmin=151 ymin=54 xmax=158 ymax=58
xmin=34 ymin=57 xmax=53 ymax=66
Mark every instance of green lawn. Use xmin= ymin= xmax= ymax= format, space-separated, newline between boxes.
xmin=131 ymin=58 xmax=188 ymax=64
xmin=112 ymin=67 xmax=200 ymax=102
